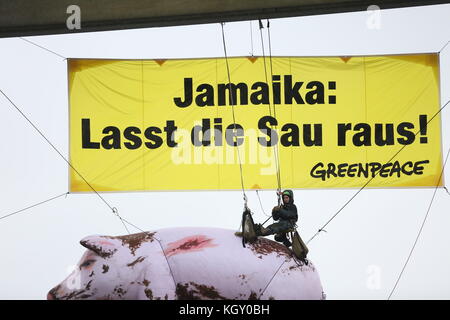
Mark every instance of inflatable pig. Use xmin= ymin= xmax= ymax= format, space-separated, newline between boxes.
xmin=48 ymin=227 xmax=325 ymax=300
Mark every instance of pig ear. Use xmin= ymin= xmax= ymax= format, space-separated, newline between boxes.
xmin=80 ymin=236 xmax=119 ymax=258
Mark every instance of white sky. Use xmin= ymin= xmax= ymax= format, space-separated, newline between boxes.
xmin=1 ymin=4 xmax=450 ymax=300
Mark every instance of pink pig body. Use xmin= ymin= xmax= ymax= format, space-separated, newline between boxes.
xmin=48 ymin=227 xmax=325 ymax=300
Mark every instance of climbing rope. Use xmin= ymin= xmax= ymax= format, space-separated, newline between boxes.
xmin=0 ymin=192 xmax=68 ymax=221
xmin=307 ymin=98 xmax=450 ymax=245
xmin=256 ymin=190 xmax=271 ymax=217
xmin=388 ymin=147 xmax=450 ymax=300
xmin=265 ymin=19 xmax=282 ymax=197
xmin=220 ymin=23 xmax=249 ymax=212
xmin=444 ymin=186 xmax=450 ymax=196
xmin=259 ymin=19 xmax=282 ymax=203
xmin=0 ymin=88 xmax=130 ymax=234
xmin=19 ymin=37 xmax=66 ymax=60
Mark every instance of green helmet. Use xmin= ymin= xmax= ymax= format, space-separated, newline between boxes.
xmin=281 ymin=189 xmax=294 ymax=204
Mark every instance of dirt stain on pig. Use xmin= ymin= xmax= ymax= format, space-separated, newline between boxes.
xmin=249 ymin=238 xmax=291 ymax=258
xmin=142 ymin=279 xmax=150 ymax=287
xmin=113 ymin=285 xmax=127 ymax=298
xmin=193 ymin=283 xmax=227 ymax=300
xmin=110 ymin=232 xmax=156 ymax=255
xmin=144 ymin=288 xmax=153 ymax=300
xmin=127 ymin=256 xmax=146 ymax=267
xmin=176 ymin=282 xmax=226 ymax=300
xmin=102 ymin=264 xmax=109 ymax=273
xmin=238 ymin=274 xmax=249 ymax=286
xmin=175 ymin=283 xmax=198 ymax=300
xmin=80 ymin=241 xmax=117 ymax=259
xmin=61 ymin=284 xmax=92 ymax=300
xmin=248 ymin=291 xmax=259 ymax=300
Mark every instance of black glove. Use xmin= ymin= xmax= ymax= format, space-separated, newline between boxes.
xmin=272 ymin=207 xmax=280 ymax=221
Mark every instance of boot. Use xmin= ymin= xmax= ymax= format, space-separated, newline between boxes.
xmin=275 ymin=233 xmax=292 ymax=247
xmin=255 ymin=224 xmax=272 ymax=236
xmin=260 ymin=226 xmax=272 ymax=236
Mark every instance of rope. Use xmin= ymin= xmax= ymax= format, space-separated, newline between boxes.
xmin=388 ymin=147 xmax=450 ymax=300
xmin=19 ymin=38 xmax=66 ymax=60
xmin=220 ymin=23 xmax=248 ymax=208
xmin=258 ymin=19 xmax=282 ymax=195
xmin=258 ymin=259 xmax=286 ymax=299
xmin=259 ymin=236 xmax=309 ymax=298
xmin=0 ymin=88 xmax=130 ymax=234
xmin=0 ymin=192 xmax=68 ymax=221
xmin=266 ymin=19 xmax=282 ymax=194
xmin=307 ymin=99 xmax=450 ymax=244
xmin=256 ymin=190 xmax=271 ymax=217
xmin=439 ymin=40 xmax=450 ymax=53
xmin=258 ymin=20 xmax=272 ymax=120
xmin=154 ymin=237 xmax=178 ymax=296
xmin=444 ymin=186 xmax=450 ymax=196
xmin=112 ymin=207 xmax=131 ymax=234
xmin=112 ymin=215 xmax=177 ymax=293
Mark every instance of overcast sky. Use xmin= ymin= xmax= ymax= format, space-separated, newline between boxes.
xmin=1 ymin=3 xmax=450 ymax=300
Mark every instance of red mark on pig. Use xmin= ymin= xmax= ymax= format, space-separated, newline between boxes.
xmin=164 ymin=235 xmax=217 ymax=257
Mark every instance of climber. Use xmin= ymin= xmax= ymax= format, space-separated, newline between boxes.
xmin=254 ymin=189 xmax=298 ymax=247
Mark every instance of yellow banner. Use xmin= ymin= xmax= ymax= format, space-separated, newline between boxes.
xmin=68 ymin=54 xmax=443 ymax=192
